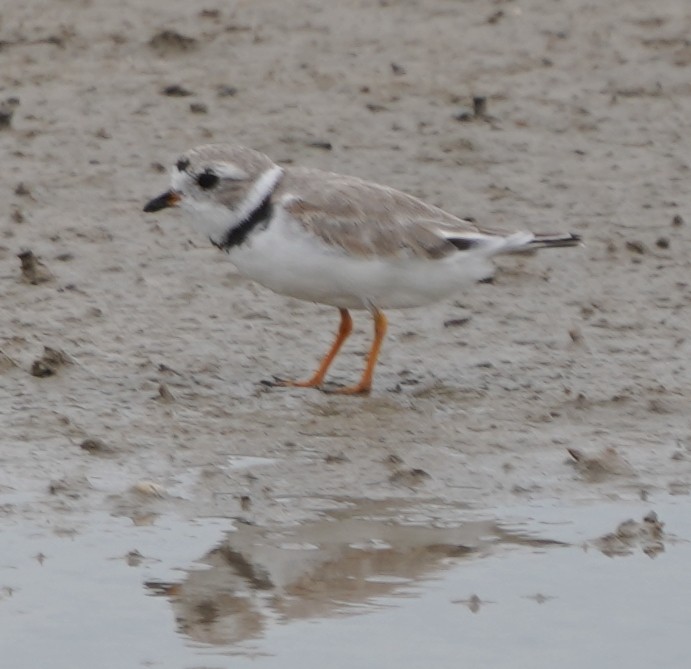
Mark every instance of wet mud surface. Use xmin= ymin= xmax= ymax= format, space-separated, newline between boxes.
xmin=2 ymin=0 xmax=691 ymax=666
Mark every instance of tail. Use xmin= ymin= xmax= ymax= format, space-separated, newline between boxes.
xmin=490 ymin=231 xmax=582 ymax=255
xmin=445 ymin=230 xmax=582 ymax=255
xmin=527 ymin=232 xmax=582 ymax=249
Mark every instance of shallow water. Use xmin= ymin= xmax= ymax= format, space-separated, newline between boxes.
xmin=1 ymin=498 xmax=689 ymax=669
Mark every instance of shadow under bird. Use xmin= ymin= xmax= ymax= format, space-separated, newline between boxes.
xmin=144 ymin=144 xmax=580 ymax=394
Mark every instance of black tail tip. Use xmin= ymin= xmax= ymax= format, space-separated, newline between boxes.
xmin=537 ymin=232 xmax=582 ymax=248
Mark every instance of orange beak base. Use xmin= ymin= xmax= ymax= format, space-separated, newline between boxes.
xmin=143 ymin=190 xmax=181 ymax=213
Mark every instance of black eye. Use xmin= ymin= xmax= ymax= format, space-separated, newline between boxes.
xmin=197 ymin=170 xmax=219 ymax=190
xmin=176 ymin=158 xmax=190 ymax=172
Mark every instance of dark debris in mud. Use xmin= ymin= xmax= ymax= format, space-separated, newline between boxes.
xmin=30 ymin=346 xmax=69 ymax=377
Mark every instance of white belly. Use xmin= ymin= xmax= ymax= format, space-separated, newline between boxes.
xmin=227 ymin=217 xmax=494 ymax=310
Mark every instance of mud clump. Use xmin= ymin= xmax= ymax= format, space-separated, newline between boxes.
xmin=0 ymin=351 xmax=19 ymax=374
xmin=157 ymin=382 xmax=176 ymax=403
xmin=161 ymin=84 xmax=193 ymax=97
xmin=30 ymin=346 xmax=69 ymax=377
xmin=389 ymin=467 xmax=431 ymax=487
xmin=593 ymin=511 xmax=666 ymax=558
xmin=0 ymin=97 xmax=19 ymax=129
xmin=80 ymin=438 xmax=116 ymax=456
xmin=149 ymin=30 xmax=197 ymax=55
xmin=18 ymin=250 xmax=52 ymax=285
xmin=567 ymin=446 xmax=635 ymax=482
xmin=625 ymin=240 xmax=646 ymax=255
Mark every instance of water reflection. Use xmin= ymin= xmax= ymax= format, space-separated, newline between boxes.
xmin=1 ymin=501 xmax=685 ymax=669
xmin=146 ymin=500 xmax=565 ymax=647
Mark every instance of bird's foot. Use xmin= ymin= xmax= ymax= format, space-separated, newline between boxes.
xmin=262 ymin=375 xmax=323 ymax=389
xmin=320 ymin=382 xmax=371 ymax=395
xmin=261 ymin=376 xmax=371 ymax=395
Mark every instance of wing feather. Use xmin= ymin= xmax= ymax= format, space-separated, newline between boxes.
xmin=277 ymin=168 xmax=488 ymax=260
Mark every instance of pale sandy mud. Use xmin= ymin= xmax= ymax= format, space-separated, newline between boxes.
xmin=1 ymin=0 xmax=691 ymax=665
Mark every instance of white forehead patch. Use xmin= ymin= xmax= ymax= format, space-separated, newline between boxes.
xmin=170 ymin=168 xmax=190 ymax=192
xmin=214 ymin=163 xmax=249 ymax=180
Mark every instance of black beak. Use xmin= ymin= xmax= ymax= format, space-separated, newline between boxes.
xmin=143 ymin=190 xmax=181 ymax=213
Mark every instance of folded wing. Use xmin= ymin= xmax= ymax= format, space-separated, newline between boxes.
xmin=278 ymin=169 xmax=579 ymax=260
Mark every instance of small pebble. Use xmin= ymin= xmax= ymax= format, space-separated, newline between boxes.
xmin=473 ymin=96 xmax=488 ymax=117
xmin=443 ymin=317 xmax=471 ymax=328
xmin=149 ymin=30 xmax=197 ymax=53
xmin=79 ymin=438 xmax=116 ymax=455
xmin=131 ymin=481 xmax=167 ymax=498
xmin=568 ymin=327 xmax=583 ymax=344
xmin=217 ymin=85 xmax=238 ymax=97
xmin=625 ymin=240 xmax=646 ymax=254
xmin=453 ymin=96 xmax=489 ymax=122
xmin=0 ymin=97 xmax=19 ymax=129
xmin=324 ymin=453 xmax=349 ymax=464
xmin=453 ymin=109 xmax=474 ymax=122
xmin=161 ymin=84 xmax=193 ymax=97
xmin=306 ymin=140 xmax=332 ymax=151
xmin=125 ymin=550 xmax=144 ymax=567
xmin=158 ymin=382 xmax=175 ymax=403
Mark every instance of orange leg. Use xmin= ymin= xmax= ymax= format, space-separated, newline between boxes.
xmin=278 ymin=308 xmax=353 ymax=388
xmin=329 ymin=308 xmax=388 ymax=395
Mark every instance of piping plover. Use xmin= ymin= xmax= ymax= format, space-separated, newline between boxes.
xmin=144 ymin=144 xmax=580 ymax=394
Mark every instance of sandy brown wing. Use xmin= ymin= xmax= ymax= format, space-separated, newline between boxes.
xmin=279 ymin=171 xmax=483 ymax=259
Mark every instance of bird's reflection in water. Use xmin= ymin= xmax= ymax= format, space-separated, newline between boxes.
xmin=145 ymin=499 xmax=563 ymax=647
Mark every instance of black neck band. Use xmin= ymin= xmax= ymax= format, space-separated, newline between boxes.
xmin=220 ymin=195 xmax=273 ymax=250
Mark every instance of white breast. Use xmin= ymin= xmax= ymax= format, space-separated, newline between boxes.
xmin=226 ymin=209 xmax=494 ymax=310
